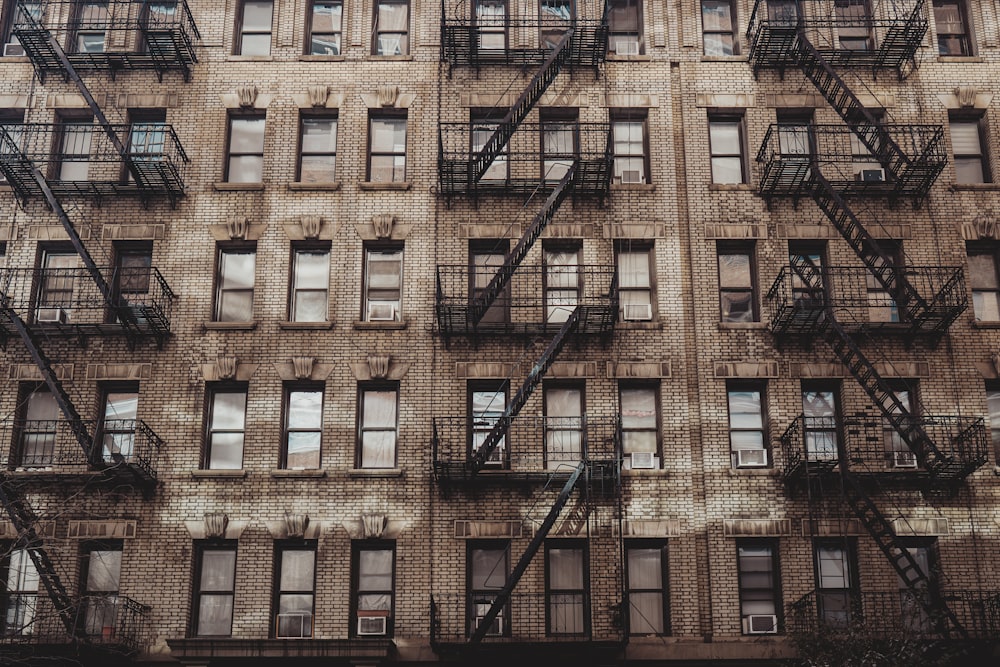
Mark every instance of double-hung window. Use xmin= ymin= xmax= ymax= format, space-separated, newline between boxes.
xmin=205 ymin=386 xmax=248 ymax=470
xmin=470 ymin=240 xmax=510 ymax=325
xmin=717 ymin=243 xmax=757 ymax=322
xmin=98 ymin=384 xmax=139 ymax=463
xmin=192 ymin=542 xmax=237 ymax=636
xmin=469 ymin=381 xmax=508 ymax=466
xmin=352 ymin=542 xmax=395 ymax=637
xmin=883 ymin=381 xmax=918 ymax=469
xmin=3 ymin=2 xmax=42 ymax=57
xmin=737 ymin=539 xmax=780 ymax=634
xmin=620 ymin=384 xmax=659 ymax=469
xmin=289 ymin=245 xmax=331 ymax=322
xmin=950 ymin=115 xmax=991 ymax=184
xmin=987 ymin=382 xmax=1000 ymax=459
xmin=834 ymin=0 xmax=874 ymax=51
xmin=967 ymin=245 xmax=1000 ymax=321
xmin=110 ymin=243 xmax=153 ymax=315
xmin=368 ymin=112 xmax=407 ymax=182
xmin=626 ymin=540 xmax=668 ymax=635
xmin=474 ymin=0 xmax=506 ymax=51
xmin=215 ymin=244 xmax=256 ymax=322
xmin=788 ymin=242 xmax=826 ymax=305
xmin=37 ymin=249 xmax=77 ymax=323
xmin=544 ymin=384 xmax=583 ymax=469
xmin=358 ymin=384 xmax=399 ymax=468
xmin=540 ymin=110 xmax=577 ymax=183
xmin=225 ymin=114 xmax=266 ymax=183
xmin=611 ymin=110 xmax=649 ymax=184
xmin=17 ymin=385 xmax=58 ymax=467
xmin=728 ymin=382 xmax=767 ymax=468
xmin=607 ymin=0 xmax=642 ymax=55
xmin=55 ymin=114 xmax=94 ymax=181
xmin=373 ymin=0 xmax=409 ymax=55
xmin=307 ymin=1 xmax=343 ymax=55
xmin=539 ymin=0 xmax=573 ymax=49
xmin=708 ymin=114 xmax=746 ymax=184
xmin=236 ymin=1 xmax=273 ymax=55
xmin=934 ymin=0 xmax=972 ymax=55
xmin=468 ymin=542 xmax=509 ymax=636
xmin=0 ymin=109 xmax=23 ymax=183
xmin=701 ymin=0 xmax=737 ymax=55
xmin=471 ymin=110 xmax=508 ymax=183
xmin=1 ymin=548 xmax=39 ymax=636
xmin=546 ymin=540 xmax=588 ymax=635
xmin=864 ymin=239 xmax=902 ymax=323
xmin=273 ymin=543 xmax=316 ymax=638
xmin=79 ymin=541 xmax=122 ymax=637
xmin=801 ymin=383 xmax=839 ymax=461
xmin=363 ymin=244 xmax=403 ymax=322
xmin=617 ymin=242 xmax=653 ymax=321
xmin=543 ymin=243 xmax=581 ymax=324
xmin=71 ymin=1 xmax=108 ymax=54
xmin=298 ymin=113 xmax=337 ymax=183
xmin=282 ymin=385 xmax=323 ymax=469
xmin=814 ymin=540 xmax=857 ymax=628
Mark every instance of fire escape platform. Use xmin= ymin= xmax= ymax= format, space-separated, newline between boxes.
xmin=442 ymin=20 xmax=608 ymax=69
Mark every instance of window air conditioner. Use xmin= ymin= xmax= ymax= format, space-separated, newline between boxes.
xmin=367 ymin=302 xmax=396 ymax=321
xmin=3 ymin=43 xmax=25 ymax=57
xmin=892 ymin=450 xmax=918 ymax=469
xmin=743 ymin=614 xmax=778 ymax=634
xmin=858 ymin=168 xmax=885 ymax=182
xmin=736 ymin=449 xmax=768 ymax=468
xmin=474 ymin=614 xmax=504 ymax=636
xmin=620 ymin=169 xmax=642 ymax=184
xmin=629 ymin=452 xmax=657 ymax=469
xmin=275 ymin=612 xmax=312 ymax=639
xmin=357 ymin=615 xmax=387 ymax=636
xmin=36 ymin=307 xmax=68 ymax=324
xmin=623 ymin=303 xmax=652 ymax=321
xmin=614 ymin=40 xmax=640 ymax=56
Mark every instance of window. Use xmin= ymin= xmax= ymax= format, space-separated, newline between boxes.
xmin=236 ymin=0 xmax=273 ymax=55
xmin=3 ymin=1 xmax=41 ymax=57
xmin=474 ymin=0 xmax=507 ymax=51
xmin=351 ymin=542 xmax=395 ymax=637
xmin=54 ymin=114 xmax=94 ymax=181
xmin=98 ymin=384 xmax=139 ymax=463
xmin=138 ymin=2 xmax=179 ymax=52
xmin=834 ymin=0 xmax=873 ymax=51
xmin=620 ymin=384 xmax=659 ymax=468
xmin=814 ymin=540 xmax=857 ymax=628
xmin=372 ymin=0 xmax=408 ymax=55
xmin=282 ymin=385 xmax=323 ymax=469
xmin=776 ymin=110 xmax=813 ymax=158
xmin=367 ymin=111 xmax=407 ymax=182
xmin=298 ymin=113 xmax=337 ymax=183
xmin=225 ymin=113 xmax=266 ymax=183
xmin=192 ymin=542 xmax=237 ymax=636
xmin=110 ymin=242 xmax=152 ymax=321
xmin=986 ymin=383 xmax=1000 ymax=458
xmin=849 ymin=110 xmax=885 ymax=181
xmin=802 ymin=383 xmax=839 ymax=461
xmin=70 ymin=1 xmax=107 ymax=53
xmin=788 ymin=242 xmax=826 ymax=304
xmin=545 ymin=541 xmax=587 ymax=635
xmin=708 ymin=114 xmax=746 ymax=184
xmin=728 ymin=382 xmax=767 ymax=468
xmin=205 ymin=386 xmax=248 ymax=470
xmin=470 ymin=240 xmax=510 ymax=325
xmin=736 ymin=539 xmax=780 ymax=634
xmin=702 ymin=0 xmax=737 ymax=55
xmin=0 ymin=109 xmax=23 ymax=183
xmin=617 ymin=242 xmax=653 ymax=321
xmin=289 ymin=245 xmax=330 ymax=322
xmin=471 ymin=109 xmax=508 ymax=183
xmin=125 ymin=109 xmax=167 ymax=183
xmin=469 ymin=381 xmax=508 ymax=467
xmin=717 ymin=243 xmax=757 ymax=322
xmin=307 ymin=0 xmax=343 ymax=55
xmin=934 ymin=0 xmax=971 ymax=55
xmin=363 ymin=244 xmax=403 ymax=321
xmin=968 ymin=246 xmax=1000 ymax=321
xmin=882 ymin=381 xmax=917 ymax=469
xmin=1 ymin=548 xmax=38 ymax=636
xmin=79 ymin=541 xmax=122 ymax=638
xmin=17 ymin=386 xmax=58 ymax=466
xmin=214 ymin=245 xmax=256 ymax=322
xmin=607 ymin=0 xmax=642 ymax=55
xmin=611 ymin=110 xmax=649 ymax=184
xmin=767 ymin=0 xmax=800 ymax=24
xmin=950 ymin=116 xmax=991 ymax=184
xmin=468 ymin=542 xmax=509 ymax=636
xmin=544 ymin=384 xmax=583 ymax=469
xmin=864 ymin=239 xmax=902 ymax=323
xmin=626 ymin=540 xmax=668 ymax=635
xmin=543 ymin=243 xmax=580 ymax=324
xmin=357 ymin=385 xmax=398 ymax=468
xmin=897 ymin=540 xmax=940 ymax=634
xmin=273 ymin=543 xmax=316 ymax=638
xmin=539 ymin=0 xmax=573 ymax=49
xmin=36 ymin=249 xmax=77 ymax=323
xmin=540 ymin=110 xmax=577 ymax=183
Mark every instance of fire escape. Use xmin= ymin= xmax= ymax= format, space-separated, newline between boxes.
xmin=431 ymin=1 xmax=622 ymax=656
xmin=748 ymin=0 xmax=989 ymax=641
xmin=0 ymin=0 xmax=197 ymax=656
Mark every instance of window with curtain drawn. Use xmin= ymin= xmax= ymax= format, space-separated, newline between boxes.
xmin=192 ymin=542 xmax=237 ymax=636
xmin=801 ymin=384 xmax=839 ymax=461
xmin=373 ymin=0 xmax=409 ymax=55
xmin=626 ymin=541 xmax=668 ymax=635
xmin=546 ymin=541 xmax=587 ymax=635
xmin=18 ymin=387 xmax=59 ymax=466
xmin=544 ymin=384 xmax=583 ymax=470
xmin=273 ymin=543 xmax=316 ymax=638
xmin=1 ymin=548 xmax=39 ymax=636
xmin=79 ymin=542 xmax=122 ymax=638
xmin=543 ymin=245 xmax=580 ymax=324
xmin=307 ymin=0 xmax=343 ymax=55
xmin=352 ymin=543 xmax=395 ymax=637
xmin=474 ymin=0 xmax=507 ymax=51
xmin=468 ymin=542 xmax=509 ymax=636
xmin=99 ymin=386 xmax=139 ymax=463
xmin=358 ymin=385 xmax=398 ymax=468
xmin=617 ymin=244 xmax=653 ymax=321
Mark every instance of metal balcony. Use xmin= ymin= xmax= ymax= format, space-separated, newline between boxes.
xmin=780 ymin=413 xmax=988 ymax=490
xmin=0 ymin=594 xmax=150 ymax=654
xmin=441 ymin=16 xmax=608 ymax=71
xmin=11 ymin=0 xmax=200 ymax=80
xmin=0 ymin=266 xmax=175 ymax=348
xmin=0 ymin=123 xmax=189 ymax=205
xmin=432 ymin=415 xmax=621 ymax=491
xmin=746 ymin=0 xmax=927 ymax=73
xmin=788 ymin=588 xmax=1000 ymax=640
xmin=436 ymin=263 xmax=617 ymax=341
xmin=755 ymin=124 xmax=947 ymax=201
xmin=438 ymin=122 xmax=612 ymax=199
xmin=766 ymin=265 xmax=967 ymax=341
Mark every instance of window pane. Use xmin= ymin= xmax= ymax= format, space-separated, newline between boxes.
xmin=363 ymin=391 xmax=397 ymax=427
xmin=629 ymin=591 xmax=663 ymax=633
xmin=359 ymin=550 xmax=393 ymax=590
xmin=628 ymin=548 xmax=662 ymax=588
xmin=280 ymin=550 xmax=315 ymax=591
xmin=371 ymin=119 xmax=406 ymax=152
xmin=200 ymin=551 xmax=236 ymax=591
xmin=312 ymin=2 xmax=342 ymax=31
xmin=230 ymin=118 xmax=265 ymax=152
xmin=951 ymin=122 xmax=982 ymax=154
xmin=621 ymin=389 xmax=656 ymax=429
xmin=702 ymin=0 xmax=732 ymax=30
xmin=209 ymin=432 xmax=244 ymax=469
xmin=295 ymin=251 xmax=330 ymax=289
xmin=471 ymin=549 xmax=507 ymax=589
xmin=86 ymin=550 xmax=121 ymax=592
xmin=227 ymin=155 xmax=263 ymax=183
xmin=718 ymin=254 xmax=750 ymax=287
xmin=212 ymin=392 xmax=247 ymax=430
xmin=302 ymin=118 xmax=337 ymax=152
xmin=104 ymin=392 xmax=138 ymax=420
xmin=728 ymin=391 xmax=762 ymax=427
xmin=955 ymin=158 xmax=985 ymax=184
xmin=548 ymin=548 xmax=584 ymax=589
xmin=969 ymin=254 xmax=999 ymax=289
xmin=244 ymin=1 xmax=273 ymax=29
xmin=288 ymin=391 xmax=323 ymax=428
xmin=547 ymin=388 xmax=582 ymax=417
xmin=197 ymin=596 xmax=233 ymax=635
xmin=710 ymin=122 xmax=740 ymax=154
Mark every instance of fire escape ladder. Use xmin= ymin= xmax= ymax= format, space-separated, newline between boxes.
xmin=0 ymin=480 xmax=82 ymax=638
xmin=837 ymin=470 xmax=968 ymax=639
xmin=468 ymin=461 xmax=585 ymax=644
xmin=468 ymin=27 xmax=575 ymax=185
xmin=469 ymin=308 xmax=583 ymax=472
xmin=467 ymin=166 xmax=576 ymax=326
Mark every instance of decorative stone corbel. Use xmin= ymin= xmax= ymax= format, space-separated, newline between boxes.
xmin=284 ymin=513 xmax=310 ymax=539
xmin=362 ymin=513 xmax=387 ymax=539
xmin=292 ymin=356 xmax=315 ymax=380
xmin=956 ymin=85 xmax=978 ymax=109
xmin=300 ymin=215 xmax=323 ymax=240
xmin=226 ymin=216 xmax=249 ymax=240
xmin=368 ymin=355 xmax=390 ymax=380
xmin=307 ymin=85 xmax=330 ymax=108
xmin=204 ymin=512 xmax=229 ymax=539
xmin=992 ymin=352 xmax=1000 ymax=377
xmin=377 ymin=85 xmax=399 ymax=107
xmin=215 ymin=356 xmax=238 ymax=381
xmin=238 ymin=84 xmax=259 ymax=108
xmin=372 ymin=214 xmax=395 ymax=239
xmin=975 ymin=211 xmax=999 ymax=240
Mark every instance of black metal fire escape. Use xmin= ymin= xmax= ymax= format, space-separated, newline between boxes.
xmin=749 ymin=1 xmax=971 ymax=639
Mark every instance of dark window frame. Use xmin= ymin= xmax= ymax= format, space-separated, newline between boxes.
xmin=707 ymin=112 xmax=747 ymax=184
xmin=50 ymin=111 xmax=94 ymax=181
xmin=362 ymin=241 xmax=404 ymax=322
xmin=701 ymin=0 xmax=738 ymax=56
xmin=468 ymin=238 xmax=511 ymax=325
xmin=985 ymin=381 xmax=1000 ymax=461
xmin=812 ymin=538 xmax=860 ymax=628
xmin=736 ymin=538 xmax=782 ymax=634
xmin=366 ymin=109 xmax=407 ymax=182
xmin=800 ymin=380 xmax=842 ymax=462
xmin=306 ymin=0 xmax=344 ymax=55
xmin=356 ymin=382 xmax=400 ymax=469
xmin=191 ymin=540 xmax=238 ymax=637
xmin=281 ymin=381 xmax=325 ymax=470
xmin=203 ymin=383 xmax=249 ymax=470
xmin=372 ymin=0 xmax=409 ymax=55
xmin=224 ymin=111 xmax=266 ymax=183
xmin=727 ymin=380 xmax=769 ymax=468
xmin=235 ymin=0 xmax=274 ymax=55
xmin=539 ymin=108 xmax=580 ymax=183
xmin=467 ymin=379 xmax=510 ymax=467
xmin=288 ymin=241 xmax=331 ymax=323
xmin=615 ymin=239 xmax=655 ymax=321
xmin=97 ymin=380 xmax=140 ymax=464
xmin=78 ymin=539 xmax=124 ymax=638
xmin=544 ymin=538 xmax=590 ymax=636
xmin=933 ymin=0 xmax=972 ymax=56
xmin=625 ymin=538 xmax=669 ymax=636
xmin=717 ymin=241 xmax=758 ymax=323
xmin=619 ymin=381 xmax=661 ymax=467
xmin=12 ymin=382 xmax=56 ymax=467
xmin=541 ymin=239 xmax=582 ymax=325
xmin=966 ymin=242 xmax=1000 ymax=322
xmin=271 ymin=540 xmax=317 ymax=638
xmin=214 ymin=242 xmax=257 ymax=323
xmin=350 ymin=540 xmax=396 ymax=637
xmin=607 ymin=0 xmax=643 ymax=55
xmin=297 ymin=111 xmax=338 ymax=183
xmin=949 ymin=112 xmax=992 ymax=184
xmin=466 ymin=540 xmax=511 ymax=637
xmin=1 ymin=542 xmax=40 ymax=637
xmin=610 ymin=108 xmax=650 ymax=185
xmin=542 ymin=380 xmax=585 ymax=469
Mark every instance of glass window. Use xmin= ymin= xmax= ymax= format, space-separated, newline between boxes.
xmin=80 ymin=542 xmax=122 ymax=637
xmin=620 ymin=384 xmax=659 ymax=465
xmin=368 ymin=113 xmax=407 ymax=182
xmin=0 ymin=109 xmax=23 ymax=183
xmin=882 ymin=382 xmax=917 ymax=469
xmin=72 ymin=1 xmax=108 ymax=54
xmin=112 ymin=244 xmax=153 ymax=301
xmin=3 ymin=2 xmax=42 ymax=57
xmin=539 ymin=0 xmax=573 ymax=49
xmin=802 ymin=384 xmax=839 ymax=461
xmin=37 ymin=250 xmax=77 ymax=323
xmin=226 ymin=114 xmax=266 ymax=183
xmin=18 ymin=387 xmax=59 ymax=466
xmin=283 ymin=386 xmax=323 ymax=469
xmin=607 ymin=0 xmax=642 ymax=55
xmin=544 ymin=245 xmax=580 ymax=324
xmin=950 ymin=117 xmax=991 ymax=184
xmin=298 ymin=114 xmax=337 ymax=183
xmin=471 ymin=110 xmax=508 ymax=183
xmin=544 ymin=384 xmax=583 ymax=469
xmin=308 ymin=0 xmax=343 ymax=55
xmin=864 ymin=239 xmax=902 ymax=323
xmin=708 ymin=115 xmax=745 ymax=184
xmin=373 ymin=0 xmax=409 ymax=55
xmin=358 ymin=385 xmax=398 ymax=468
xmin=737 ymin=539 xmax=779 ymax=633
xmin=470 ymin=240 xmax=510 ymax=324
xmin=475 ymin=0 xmax=507 ymax=51
xmin=470 ymin=382 xmax=508 ymax=466
xmin=205 ymin=387 xmax=247 ymax=470
xmin=352 ymin=543 xmax=395 ymax=637
xmin=968 ymin=248 xmax=1000 ymax=321
xmin=99 ymin=385 xmax=139 ymax=463
xmin=986 ymin=383 xmax=1000 ymax=459
xmin=274 ymin=544 xmax=316 ymax=638
xmin=468 ymin=542 xmax=509 ymax=636
xmin=612 ymin=111 xmax=648 ymax=184
xmin=626 ymin=540 xmax=668 ymax=635
xmin=788 ymin=242 xmax=826 ymax=304
xmin=363 ymin=245 xmax=403 ymax=321
xmin=814 ymin=541 xmax=856 ymax=628
xmin=617 ymin=243 xmax=653 ymax=321
xmin=728 ymin=382 xmax=767 ymax=467
xmin=237 ymin=0 xmax=273 ymax=55
xmin=934 ymin=0 xmax=971 ymax=55
xmin=702 ymin=0 xmax=736 ymax=55
xmin=541 ymin=111 xmax=577 ymax=183
xmin=290 ymin=246 xmax=330 ymax=322
xmin=55 ymin=115 xmax=94 ymax=181
xmin=193 ymin=543 xmax=237 ymax=636
xmin=834 ymin=0 xmax=873 ymax=51
xmin=546 ymin=541 xmax=587 ymax=635
xmin=215 ymin=246 xmax=256 ymax=322
xmin=718 ymin=244 xmax=756 ymax=322
xmin=897 ymin=540 xmax=939 ymax=634
xmin=1 ymin=548 xmax=39 ymax=636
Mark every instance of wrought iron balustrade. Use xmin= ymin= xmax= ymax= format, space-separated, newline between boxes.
xmin=441 ymin=16 xmax=608 ymax=69
xmin=0 ymin=594 xmax=150 ymax=653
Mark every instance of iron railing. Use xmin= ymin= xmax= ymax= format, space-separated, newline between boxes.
xmin=441 ymin=15 xmax=609 ymax=68
xmin=0 ymin=593 xmax=150 ymax=653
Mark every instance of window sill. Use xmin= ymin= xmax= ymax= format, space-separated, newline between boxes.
xmin=299 ymin=55 xmax=346 ymax=62
xmin=0 ymin=184 xmax=11 ymax=191
xmin=214 ymin=182 xmax=265 ymax=191
xmin=359 ymin=181 xmax=412 ymax=191
xmin=617 ymin=319 xmax=664 ymax=330
xmin=227 ymin=55 xmax=274 ymax=62
xmin=191 ymin=469 xmax=247 ymax=479
xmin=622 ymin=468 xmax=669 ymax=476
xmin=728 ymin=466 xmax=778 ymax=476
xmin=353 ymin=319 xmax=408 ymax=330
xmin=203 ymin=321 xmax=258 ymax=331
xmin=611 ymin=183 xmax=656 ymax=192
xmin=708 ymin=183 xmax=753 ymax=191
xmin=347 ymin=468 xmax=404 ymax=478
xmin=700 ymin=55 xmax=747 ymax=62
xmin=369 ymin=55 xmax=413 ymax=61
xmin=938 ymin=56 xmax=983 ymax=63
xmin=972 ymin=320 xmax=1000 ymax=329
xmin=278 ymin=320 xmax=335 ymax=330
xmin=606 ymin=54 xmax=652 ymax=62
xmin=288 ymin=181 xmax=342 ymax=191
xmin=270 ymin=469 xmax=327 ymax=478
xmin=718 ymin=321 xmax=767 ymax=330
xmin=0 ymin=56 xmax=30 ymax=64
xmin=950 ymin=183 xmax=1000 ymax=191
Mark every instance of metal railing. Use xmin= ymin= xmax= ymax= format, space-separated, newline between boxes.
xmin=441 ymin=16 xmax=609 ymax=68
xmin=0 ymin=594 xmax=150 ymax=653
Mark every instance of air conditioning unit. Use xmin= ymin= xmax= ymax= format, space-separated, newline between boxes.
xmin=3 ymin=42 xmax=25 ymax=57
xmin=614 ymin=40 xmax=640 ymax=56
xmin=620 ymin=169 xmax=642 ymax=184
xmin=275 ymin=612 xmax=312 ymax=639
xmin=367 ymin=302 xmax=396 ymax=321
xmin=736 ymin=449 xmax=768 ymax=468
xmin=623 ymin=303 xmax=652 ymax=321
xmin=36 ymin=307 xmax=68 ymax=324
xmin=743 ymin=614 xmax=778 ymax=634
xmin=474 ymin=614 xmax=504 ymax=636
xmin=357 ymin=614 xmax=387 ymax=636
xmin=892 ymin=450 xmax=918 ymax=469
xmin=629 ymin=452 xmax=657 ymax=469
xmin=858 ymin=168 xmax=886 ymax=182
